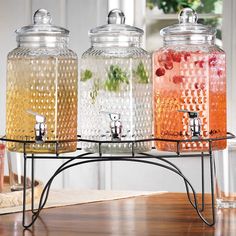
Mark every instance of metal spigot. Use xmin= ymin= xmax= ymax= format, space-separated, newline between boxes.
xmin=100 ymin=111 xmax=122 ymax=140
xmin=27 ymin=110 xmax=47 ymax=143
xmin=179 ymin=110 xmax=201 ymax=139
xmin=109 ymin=113 xmax=122 ymax=140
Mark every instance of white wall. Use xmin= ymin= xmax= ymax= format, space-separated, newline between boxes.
xmin=0 ymin=0 xmax=234 ymax=193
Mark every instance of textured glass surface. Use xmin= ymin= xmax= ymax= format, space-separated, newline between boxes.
xmin=6 ymin=47 xmax=78 ymax=153
xmin=153 ymin=45 xmax=226 ymax=152
xmin=80 ymin=48 xmax=152 ymax=153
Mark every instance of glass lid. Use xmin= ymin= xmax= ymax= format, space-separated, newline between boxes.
xmin=16 ymin=9 xmax=69 ymax=45
xmin=89 ymin=9 xmax=143 ymax=46
xmin=160 ymin=8 xmax=216 ymax=43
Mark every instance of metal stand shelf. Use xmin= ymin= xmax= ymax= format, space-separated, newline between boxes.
xmin=1 ymin=132 xmax=235 ymax=229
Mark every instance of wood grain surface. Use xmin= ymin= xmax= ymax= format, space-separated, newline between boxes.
xmin=0 ymin=192 xmax=235 ymax=236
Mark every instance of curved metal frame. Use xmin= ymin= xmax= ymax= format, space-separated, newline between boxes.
xmin=0 ymin=132 xmax=235 ymax=229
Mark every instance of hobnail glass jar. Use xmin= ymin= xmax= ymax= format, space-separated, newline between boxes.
xmin=153 ymin=8 xmax=226 ymax=152
xmin=6 ymin=9 xmax=78 ymax=153
xmin=80 ymin=9 xmax=152 ymax=153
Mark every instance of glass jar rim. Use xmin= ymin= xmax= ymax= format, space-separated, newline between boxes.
xmin=89 ymin=24 xmax=143 ymax=37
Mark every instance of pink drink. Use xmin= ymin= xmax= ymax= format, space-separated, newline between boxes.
xmin=153 ymin=48 xmax=226 ymax=152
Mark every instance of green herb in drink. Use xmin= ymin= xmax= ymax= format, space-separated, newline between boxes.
xmin=135 ymin=62 xmax=149 ymax=84
xmin=105 ymin=65 xmax=129 ymax=92
xmin=90 ymin=80 xmax=100 ymax=104
xmin=81 ymin=69 xmax=93 ymax=81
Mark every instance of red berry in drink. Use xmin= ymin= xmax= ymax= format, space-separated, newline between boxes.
xmin=199 ymin=60 xmax=204 ymax=68
xmin=200 ymin=83 xmax=206 ymax=90
xmin=209 ymin=56 xmax=217 ymax=67
xmin=194 ymin=82 xmax=200 ymax=89
xmin=194 ymin=60 xmax=204 ymax=68
xmin=184 ymin=52 xmax=191 ymax=61
xmin=155 ymin=67 xmax=165 ymax=77
xmin=172 ymin=52 xmax=182 ymax=62
xmin=173 ymin=75 xmax=184 ymax=84
xmin=158 ymin=51 xmax=172 ymax=66
xmin=164 ymin=61 xmax=173 ymax=70
xmin=217 ymin=69 xmax=223 ymax=77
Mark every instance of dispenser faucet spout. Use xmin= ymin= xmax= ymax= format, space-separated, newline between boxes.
xmin=100 ymin=111 xmax=122 ymax=140
xmin=178 ymin=110 xmax=201 ymax=139
xmin=27 ymin=110 xmax=47 ymax=143
xmin=109 ymin=113 xmax=122 ymax=140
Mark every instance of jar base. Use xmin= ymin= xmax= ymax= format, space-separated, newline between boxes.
xmin=155 ymin=140 xmax=226 ymax=152
xmin=83 ymin=143 xmax=151 ymax=154
xmin=6 ymin=142 xmax=77 ymax=154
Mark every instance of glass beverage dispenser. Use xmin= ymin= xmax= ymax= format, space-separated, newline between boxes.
xmin=6 ymin=9 xmax=78 ymax=153
xmin=153 ymin=8 xmax=226 ymax=152
xmin=80 ymin=9 xmax=152 ymax=153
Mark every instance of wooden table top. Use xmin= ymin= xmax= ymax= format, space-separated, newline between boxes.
xmin=0 ymin=192 xmax=235 ymax=236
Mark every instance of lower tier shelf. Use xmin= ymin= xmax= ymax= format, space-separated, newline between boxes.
xmin=0 ymin=132 xmax=234 ymax=229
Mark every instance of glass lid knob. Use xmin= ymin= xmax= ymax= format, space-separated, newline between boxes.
xmin=178 ymin=8 xmax=198 ymax=24
xmin=107 ymin=9 xmax=125 ymax=24
xmin=33 ymin=9 xmax=52 ymax=25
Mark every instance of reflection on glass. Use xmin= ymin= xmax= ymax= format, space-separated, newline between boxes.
xmin=214 ymin=140 xmax=236 ymax=208
xmin=7 ymin=151 xmax=31 ymax=191
xmin=215 ymin=208 xmax=236 ymax=236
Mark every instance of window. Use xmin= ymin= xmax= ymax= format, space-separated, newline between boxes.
xmin=145 ymin=0 xmax=223 ymax=51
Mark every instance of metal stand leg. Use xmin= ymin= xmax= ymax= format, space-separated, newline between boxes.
xmin=22 ymin=143 xmax=27 ymax=228
xmin=190 ymin=144 xmax=215 ymax=226
xmin=21 ymin=155 xmax=219 ymax=228
xmin=199 ymin=152 xmax=205 ymax=212
xmin=209 ymin=141 xmax=215 ymax=225
xmin=31 ymin=154 xmax=36 ymax=214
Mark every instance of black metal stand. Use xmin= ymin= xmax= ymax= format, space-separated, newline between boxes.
xmin=1 ymin=133 xmax=235 ymax=229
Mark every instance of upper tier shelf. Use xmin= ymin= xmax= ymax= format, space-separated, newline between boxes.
xmin=0 ymin=132 xmax=234 ymax=144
